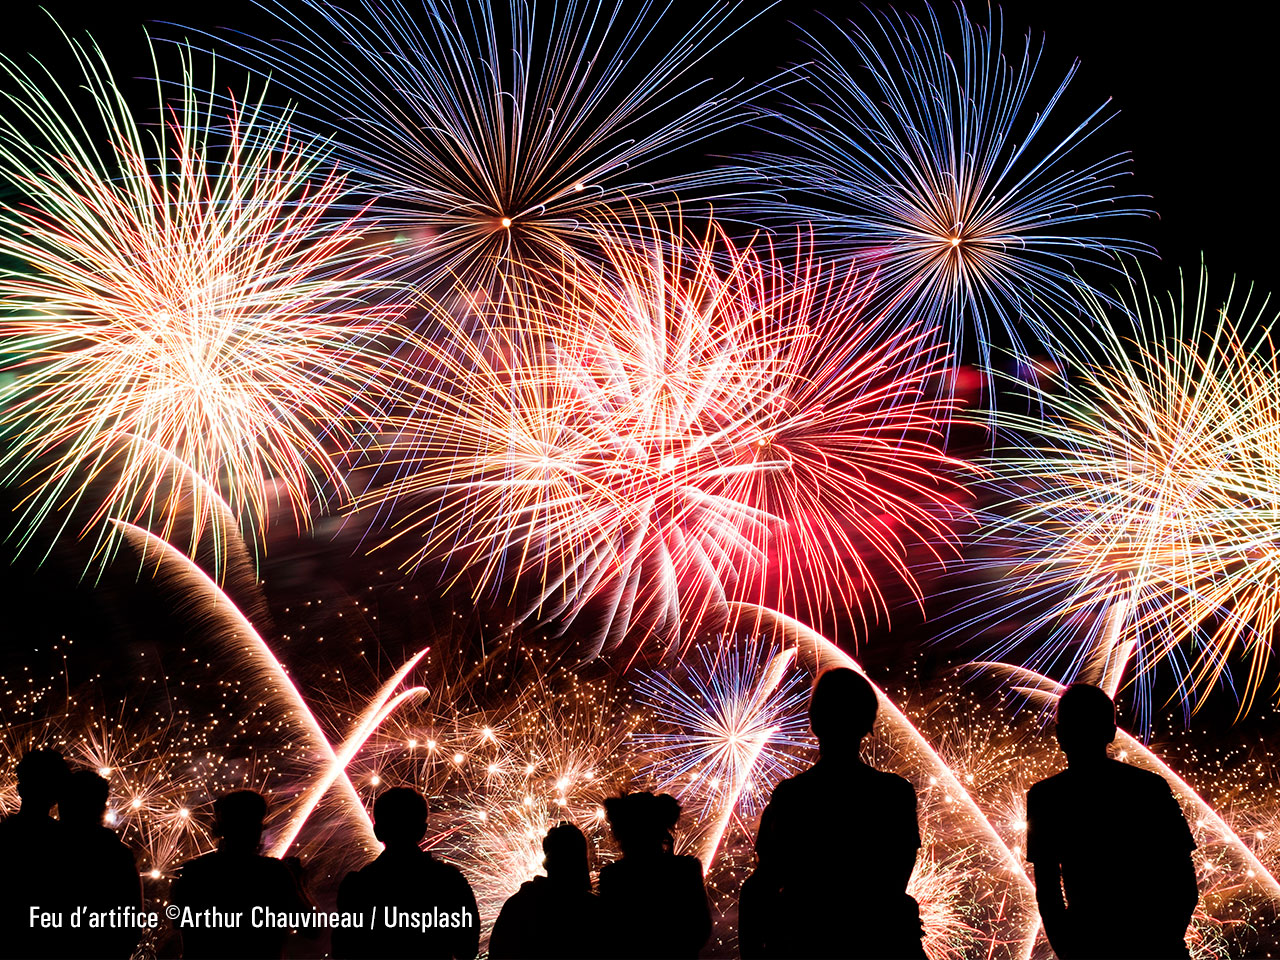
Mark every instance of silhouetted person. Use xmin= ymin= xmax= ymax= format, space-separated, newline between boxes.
xmin=0 ymin=748 xmax=70 ymax=959
xmin=59 ymin=769 xmax=144 ymax=959
xmin=333 ymin=787 xmax=479 ymax=960
xmin=169 ymin=790 xmax=312 ymax=959
xmin=489 ymin=821 xmax=602 ymax=959
xmin=1027 ymin=683 xmax=1198 ymax=959
xmin=745 ymin=667 xmax=925 ymax=959
xmin=597 ymin=791 xmax=710 ymax=959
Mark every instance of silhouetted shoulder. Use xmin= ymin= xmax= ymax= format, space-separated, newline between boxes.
xmin=1027 ymin=759 xmax=1194 ymax=867
xmin=673 ymin=853 xmax=704 ymax=877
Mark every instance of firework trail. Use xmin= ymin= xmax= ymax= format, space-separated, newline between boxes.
xmin=204 ymin=0 xmax=765 ymax=291
xmin=963 ymin=264 xmax=1280 ymax=720
xmin=110 ymin=519 xmax=381 ymax=856
xmin=365 ymin=221 xmax=966 ymax=656
xmin=269 ymin=648 xmax=431 ymax=856
xmin=0 ymin=37 xmax=415 ymax=570
xmin=743 ymin=3 xmax=1147 ymax=389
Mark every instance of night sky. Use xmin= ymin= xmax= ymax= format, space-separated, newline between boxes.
xmin=1 ymin=4 xmax=1279 ymax=955
xmin=3 ymin=0 xmax=1276 ymax=692
xmin=3 ymin=0 xmax=1274 ymax=286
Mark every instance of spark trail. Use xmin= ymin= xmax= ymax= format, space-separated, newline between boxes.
xmin=111 ymin=519 xmax=379 ymax=854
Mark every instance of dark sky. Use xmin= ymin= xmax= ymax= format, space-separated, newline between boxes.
xmin=1 ymin=1 xmax=1276 ymax=739
xmin=1 ymin=0 xmax=1275 ymax=289
xmin=2 ymin=0 xmax=1277 ymax=692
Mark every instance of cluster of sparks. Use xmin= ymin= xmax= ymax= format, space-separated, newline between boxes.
xmin=966 ymin=266 xmax=1280 ymax=721
xmin=2 ymin=1 xmax=1280 ymax=957
xmin=366 ymin=221 xmax=968 ymax=654
xmin=0 ymin=42 xmax=419 ymax=572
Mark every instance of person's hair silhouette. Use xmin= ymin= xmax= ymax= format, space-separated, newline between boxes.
xmin=0 ymin=749 xmax=71 ymax=959
xmin=14 ymin=748 xmax=69 ymax=815
xmin=170 ymin=789 xmax=313 ymax=959
xmin=334 ymin=786 xmax=479 ymax=959
xmin=58 ymin=769 xmax=144 ymax=959
xmin=540 ymin=821 xmax=591 ymax=893
xmin=596 ymin=792 xmax=710 ymax=959
xmin=809 ymin=662 xmax=879 ymax=745
xmin=213 ymin=789 xmax=269 ymax=851
xmin=489 ymin=822 xmax=601 ymax=959
xmin=1026 ymin=683 xmax=1198 ymax=959
xmin=745 ymin=667 xmax=925 ymax=959
xmin=60 ymin=768 xmax=110 ymax=827
xmin=372 ymin=786 xmax=429 ymax=848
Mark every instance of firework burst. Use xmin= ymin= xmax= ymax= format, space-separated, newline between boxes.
xmin=0 ymin=38 xmax=415 ymax=569
xmin=965 ymin=265 xmax=1280 ymax=719
xmin=633 ymin=639 xmax=810 ymax=819
xmin=364 ymin=219 xmax=966 ymax=657
xmin=744 ymin=4 xmax=1146 ymax=386
xmin=210 ymin=0 xmax=763 ymax=291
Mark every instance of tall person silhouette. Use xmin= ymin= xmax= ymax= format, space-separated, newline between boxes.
xmin=597 ymin=791 xmax=710 ymax=959
xmin=59 ymin=769 xmax=144 ymax=959
xmin=1027 ymin=683 xmax=1198 ymax=959
xmin=333 ymin=786 xmax=479 ymax=960
xmin=745 ymin=667 xmax=925 ymax=959
xmin=0 ymin=749 xmax=69 ymax=960
xmin=170 ymin=790 xmax=313 ymax=959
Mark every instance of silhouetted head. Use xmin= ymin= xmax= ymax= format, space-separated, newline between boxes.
xmin=60 ymin=769 xmax=110 ymax=828
xmin=15 ymin=749 xmax=69 ymax=814
xmin=809 ymin=668 xmax=877 ymax=751
xmin=604 ymin=791 xmax=680 ymax=857
xmin=373 ymin=787 xmax=429 ymax=850
xmin=542 ymin=821 xmax=590 ymax=891
xmin=213 ymin=790 xmax=268 ymax=853
xmin=1055 ymin=683 xmax=1117 ymax=761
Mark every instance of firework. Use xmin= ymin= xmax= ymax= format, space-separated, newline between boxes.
xmin=633 ymin=639 xmax=810 ymax=820
xmin=0 ymin=38 xmax=415 ymax=569
xmin=743 ymin=4 xmax=1146 ymax=384
xmin=907 ymin=831 xmax=986 ymax=960
xmin=966 ymin=265 xmax=1280 ymax=719
xmin=208 ymin=0 xmax=763 ymax=291
xmin=365 ymin=221 xmax=966 ymax=656
xmin=353 ymin=663 xmax=643 ymax=936
xmin=110 ymin=520 xmax=382 ymax=857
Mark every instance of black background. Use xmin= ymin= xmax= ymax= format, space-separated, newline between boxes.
xmin=2 ymin=0 xmax=1274 ymax=287
xmin=2 ymin=1 xmax=1277 ymax=729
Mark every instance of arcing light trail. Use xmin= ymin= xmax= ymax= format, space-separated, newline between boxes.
xmin=269 ymin=649 xmax=431 ymax=857
xmin=109 ymin=519 xmax=430 ymax=859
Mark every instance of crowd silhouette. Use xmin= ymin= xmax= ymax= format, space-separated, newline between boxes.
xmin=0 ymin=675 xmax=1200 ymax=959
